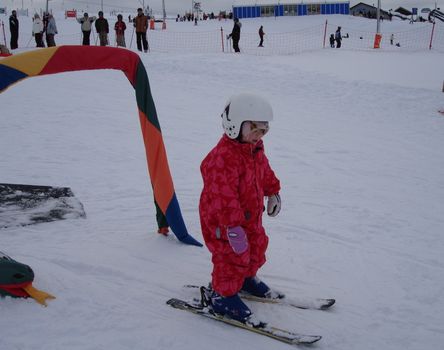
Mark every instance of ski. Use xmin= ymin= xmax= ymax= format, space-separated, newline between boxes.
xmin=166 ymin=298 xmax=322 ymax=345
xmin=183 ymin=284 xmax=335 ymax=310
xmin=240 ymin=293 xmax=335 ymax=310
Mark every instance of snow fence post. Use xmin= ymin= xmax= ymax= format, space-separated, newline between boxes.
xmin=323 ymin=20 xmax=327 ymax=48
xmin=373 ymin=33 xmax=382 ymax=49
xmin=221 ymin=27 xmax=224 ymax=52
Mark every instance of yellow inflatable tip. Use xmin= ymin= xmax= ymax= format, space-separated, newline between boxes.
xmin=23 ymin=284 xmax=56 ymax=307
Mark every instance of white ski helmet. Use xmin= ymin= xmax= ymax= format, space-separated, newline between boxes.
xmin=221 ymin=92 xmax=273 ymax=139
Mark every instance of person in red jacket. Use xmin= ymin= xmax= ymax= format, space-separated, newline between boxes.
xmin=114 ymin=14 xmax=127 ymax=47
xmin=199 ymin=92 xmax=281 ymax=324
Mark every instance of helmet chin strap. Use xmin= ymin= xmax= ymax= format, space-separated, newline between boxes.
xmin=224 ymin=105 xmax=231 ymax=121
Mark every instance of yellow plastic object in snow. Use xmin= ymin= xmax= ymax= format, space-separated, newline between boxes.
xmin=23 ymin=284 xmax=56 ymax=307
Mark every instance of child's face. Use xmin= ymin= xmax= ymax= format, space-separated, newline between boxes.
xmin=240 ymin=121 xmax=269 ymax=145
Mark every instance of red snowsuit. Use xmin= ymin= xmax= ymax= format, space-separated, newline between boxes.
xmin=199 ymin=134 xmax=280 ymax=296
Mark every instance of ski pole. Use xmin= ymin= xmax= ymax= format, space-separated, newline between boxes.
xmin=129 ymin=27 xmax=135 ymax=48
xmin=1 ymin=21 xmax=7 ymax=47
xmin=26 ymin=34 xmax=33 ymax=47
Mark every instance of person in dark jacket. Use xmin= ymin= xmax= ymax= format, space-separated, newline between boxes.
xmin=329 ymin=33 xmax=335 ymax=48
xmin=9 ymin=10 xmax=19 ymax=50
xmin=258 ymin=25 xmax=264 ymax=47
xmin=95 ymin=11 xmax=109 ymax=46
xmin=227 ymin=18 xmax=241 ymax=52
xmin=335 ymin=26 xmax=342 ymax=48
xmin=42 ymin=12 xmax=49 ymax=38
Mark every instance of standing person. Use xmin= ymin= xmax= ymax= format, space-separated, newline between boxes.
xmin=42 ymin=12 xmax=49 ymax=44
xmin=45 ymin=14 xmax=58 ymax=47
xmin=9 ymin=10 xmax=19 ymax=50
xmin=32 ymin=14 xmax=45 ymax=48
xmin=114 ymin=14 xmax=126 ymax=47
xmin=335 ymin=26 xmax=342 ymax=48
xmin=95 ymin=11 xmax=109 ymax=46
xmin=134 ymin=8 xmax=148 ymax=52
xmin=329 ymin=33 xmax=335 ymax=48
xmin=227 ymin=17 xmax=241 ymax=52
xmin=77 ymin=13 xmax=96 ymax=46
xmin=390 ymin=33 xmax=394 ymax=45
xmin=258 ymin=25 xmax=264 ymax=47
xmin=199 ymin=93 xmax=281 ymax=323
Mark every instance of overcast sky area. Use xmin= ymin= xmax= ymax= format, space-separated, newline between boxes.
xmin=5 ymin=1 xmax=442 ymax=15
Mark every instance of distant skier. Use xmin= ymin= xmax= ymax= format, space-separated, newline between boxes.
xmin=77 ymin=13 xmax=97 ymax=45
xmin=9 ymin=10 xmax=19 ymax=50
xmin=95 ymin=11 xmax=109 ymax=46
xmin=335 ymin=26 xmax=342 ymax=48
xmin=114 ymin=14 xmax=127 ymax=47
xmin=258 ymin=25 xmax=264 ymax=47
xmin=199 ymin=93 xmax=281 ymax=324
xmin=390 ymin=33 xmax=394 ymax=45
xmin=227 ymin=17 xmax=242 ymax=52
xmin=46 ymin=14 xmax=58 ymax=47
xmin=134 ymin=8 xmax=149 ymax=52
xmin=329 ymin=33 xmax=335 ymax=48
xmin=32 ymin=14 xmax=45 ymax=48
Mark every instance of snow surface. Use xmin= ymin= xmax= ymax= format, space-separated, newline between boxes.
xmin=1 ymin=13 xmax=444 ymax=350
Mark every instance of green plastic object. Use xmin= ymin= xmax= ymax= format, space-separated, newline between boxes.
xmin=0 ymin=252 xmax=34 ymax=298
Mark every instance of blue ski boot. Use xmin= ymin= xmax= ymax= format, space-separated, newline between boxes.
xmin=241 ymin=276 xmax=284 ymax=299
xmin=201 ymin=287 xmax=253 ymax=323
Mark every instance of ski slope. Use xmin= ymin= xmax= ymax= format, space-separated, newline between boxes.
xmin=1 ymin=13 xmax=444 ymax=350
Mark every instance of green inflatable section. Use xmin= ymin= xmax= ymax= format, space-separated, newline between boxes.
xmin=0 ymin=252 xmax=34 ymax=298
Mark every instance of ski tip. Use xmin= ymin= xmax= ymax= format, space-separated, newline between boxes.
xmin=301 ymin=335 xmax=322 ymax=344
xmin=320 ymin=299 xmax=336 ymax=310
xmin=287 ymin=334 xmax=322 ymax=345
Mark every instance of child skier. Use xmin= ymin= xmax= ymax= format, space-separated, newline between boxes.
xmin=199 ymin=92 xmax=282 ymax=324
xmin=329 ymin=33 xmax=335 ymax=48
xmin=114 ymin=14 xmax=127 ymax=47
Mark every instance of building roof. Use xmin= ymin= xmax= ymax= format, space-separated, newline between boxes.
xmin=395 ymin=7 xmax=412 ymax=16
xmin=350 ymin=2 xmax=376 ymax=10
xmin=349 ymin=2 xmax=389 ymax=15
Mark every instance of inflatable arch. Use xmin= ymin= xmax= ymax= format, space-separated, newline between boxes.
xmin=0 ymin=46 xmax=202 ymax=247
